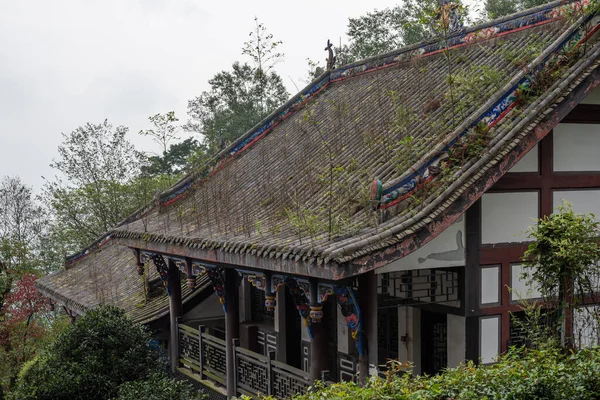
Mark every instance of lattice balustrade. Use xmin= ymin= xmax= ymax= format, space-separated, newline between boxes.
xmin=272 ymin=361 xmax=311 ymax=399
xmin=178 ymin=324 xmax=312 ymax=398
xmin=202 ymin=335 xmax=227 ymax=384
xmin=235 ymin=349 xmax=269 ymax=396
xmin=179 ymin=325 xmax=201 ymax=372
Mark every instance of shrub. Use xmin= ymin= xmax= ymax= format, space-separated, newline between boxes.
xmin=10 ymin=306 xmax=163 ymax=400
xmin=115 ymin=372 xmax=206 ymax=400
xmin=285 ymin=343 xmax=600 ymax=400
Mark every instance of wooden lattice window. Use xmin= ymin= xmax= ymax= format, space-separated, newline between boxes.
xmin=250 ymin=285 xmax=274 ymax=325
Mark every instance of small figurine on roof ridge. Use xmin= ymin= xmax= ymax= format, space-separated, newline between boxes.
xmin=325 ymin=39 xmax=336 ymax=70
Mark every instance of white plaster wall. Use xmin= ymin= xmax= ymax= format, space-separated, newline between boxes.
xmin=510 ymin=264 xmax=542 ymax=301
xmin=574 ymin=306 xmax=600 ymax=348
xmin=480 ymin=316 xmax=500 ymax=364
xmin=183 ymin=294 xmax=225 ymax=321
xmin=509 ymin=144 xmax=539 ymax=173
xmin=337 ymin=306 xmax=349 ymax=354
xmin=481 ymin=192 xmax=539 ymax=244
xmin=553 ymin=190 xmax=600 ymax=220
xmin=554 ymin=124 xmax=600 ymax=172
xmin=447 ymin=315 xmax=466 ymax=368
xmin=481 ymin=266 xmax=500 ymax=305
xmin=580 ymin=85 xmax=600 ymax=104
xmin=377 ymin=216 xmax=465 ymax=274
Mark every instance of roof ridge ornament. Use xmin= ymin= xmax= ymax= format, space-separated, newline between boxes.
xmin=325 ymin=39 xmax=336 ymax=70
xmin=436 ymin=0 xmax=464 ymax=34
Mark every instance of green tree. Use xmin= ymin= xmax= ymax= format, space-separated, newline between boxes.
xmin=141 ymin=138 xmax=204 ymax=177
xmin=522 ymin=201 xmax=600 ymax=347
xmin=521 ymin=0 xmax=553 ymax=9
xmin=139 ymin=111 xmax=180 ymax=156
xmin=484 ymin=0 xmax=519 ymax=18
xmin=0 ymin=177 xmax=49 ymax=394
xmin=185 ymin=62 xmax=288 ymax=155
xmin=307 ymin=0 xmax=468 ymax=72
xmin=242 ymin=17 xmax=285 ymax=117
xmin=484 ymin=0 xmax=554 ymax=19
xmin=11 ymin=306 xmax=164 ymax=400
xmin=43 ymin=120 xmax=167 ymax=250
xmin=186 ymin=19 xmax=288 ymax=156
xmin=0 ymin=176 xmax=45 ymax=322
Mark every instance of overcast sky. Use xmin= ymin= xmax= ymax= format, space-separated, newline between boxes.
xmin=0 ymin=0 xmax=480 ymax=191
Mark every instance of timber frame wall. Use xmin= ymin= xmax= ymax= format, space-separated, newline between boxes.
xmin=465 ymin=103 xmax=600 ymax=358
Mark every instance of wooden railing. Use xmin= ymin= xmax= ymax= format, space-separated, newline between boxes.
xmin=178 ymin=323 xmax=311 ymax=398
xmin=179 ymin=323 xmax=227 ymax=386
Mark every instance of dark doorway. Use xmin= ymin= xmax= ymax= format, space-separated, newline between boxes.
xmin=323 ymin=297 xmax=338 ymax=380
xmin=421 ymin=310 xmax=447 ymax=375
xmin=377 ymin=307 xmax=399 ymax=368
xmin=285 ymin=288 xmax=302 ymax=369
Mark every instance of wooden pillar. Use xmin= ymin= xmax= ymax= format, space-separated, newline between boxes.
xmin=464 ymin=200 xmax=481 ymax=363
xmin=225 ymin=268 xmax=240 ymax=398
xmin=168 ymin=259 xmax=182 ymax=373
xmin=275 ymin=286 xmax=287 ymax=363
xmin=309 ymin=280 xmax=328 ymax=381
xmin=358 ymin=271 xmax=377 ymax=384
xmin=465 ymin=316 xmax=480 ymax=364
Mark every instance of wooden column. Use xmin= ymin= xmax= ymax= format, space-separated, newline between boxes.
xmin=168 ymin=259 xmax=182 ymax=373
xmin=309 ymin=280 xmax=328 ymax=381
xmin=465 ymin=317 xmax=480 ymax=363
xmin=225 ymin=268 xmax=240 ymax=398
xmin=358 ymin=271 xmax=377 ymax=384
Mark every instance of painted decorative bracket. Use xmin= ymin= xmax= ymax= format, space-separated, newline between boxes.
xmin=170 ymin=257 xmax=197 ymax=290
xmin=248 ymin=273 xmax=278 ymax=311
xmin=150 ymin=253 xmax=170 ymax=295
xmin=204 ymin=266 xmax=227 ymax=313
xmin=269 ymin=275 xmax=313 ymax=335
xmin=319 ymin=283 xmax=364 ymax=356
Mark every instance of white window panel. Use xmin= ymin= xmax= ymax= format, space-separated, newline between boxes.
xmin=447 ymin=315 xmax=466 ymax=368
xmin=480 ymin=316 xmax=500 ymax=364
xmin=554 ymin=124 xmax=600 ymax=172
xmin=574 ymin=306 xmax=600 ymax=348
xmin=481 ymin=192 xmax=539 ymax=244
xmin=508 ymin=145 xmax=538 ymax=173
xmin=481 ymin=266 xmax=500 ymax=305
xmin=510 ymin=264 xmax=542 ymax=301
xmin=553 ymin=190 xmax=600 ymax=221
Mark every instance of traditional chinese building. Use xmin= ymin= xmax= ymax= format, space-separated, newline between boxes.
xmin=37 ymin=1 xmax=600 ymax=398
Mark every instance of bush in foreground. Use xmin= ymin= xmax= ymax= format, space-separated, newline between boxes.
xmin=115 ymin=372 xmax=205 ymax=400
xmin=10 ymin=306 xmax=166 ymax=400
xmin=266 ymin=342 xmax=600 ymax=400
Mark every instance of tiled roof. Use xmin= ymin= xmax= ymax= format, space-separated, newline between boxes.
xmin=36 ymin=239 xmax=210 ymax=325
xmin=109 ymin=0 xmax=600 ymax=278
xmin=46 ymin=0 xmax=600 ymax=286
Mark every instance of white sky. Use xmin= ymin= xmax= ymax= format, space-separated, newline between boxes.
xmin=0 ymin=0 xmax=480 ymax=191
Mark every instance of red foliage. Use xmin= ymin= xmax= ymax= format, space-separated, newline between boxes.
xmin=4 ymin=273 xmax=49 ymax=324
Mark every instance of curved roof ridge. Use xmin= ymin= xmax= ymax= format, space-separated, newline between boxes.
xmin=64 ymin=0 xmax=585 ymax=266
xmin=154 ymin=0 xmax=582 ymax=208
